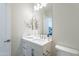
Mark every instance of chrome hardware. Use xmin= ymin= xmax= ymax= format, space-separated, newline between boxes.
xmin=43 ymin=50 xmax=50 ymax=56
xmin=31 ymin=48 xmax=34 ymax=56
xmin=4 ymin=39 xmax=10 ymax=43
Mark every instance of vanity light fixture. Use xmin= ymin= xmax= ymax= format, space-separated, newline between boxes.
xmin=34 ymin=3 xmax=48 ymax=11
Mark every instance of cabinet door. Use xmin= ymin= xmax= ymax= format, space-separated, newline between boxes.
xmin=22 ymin=46 xmax=32 ymax=56
xmin=29 ymin=43 xmax=43 ymax=56
xmin=22 ymin=40 xmax=31 ymax=56
xmin=43 ymin=42 xmax=52 ymax=56
xmin=33 ymin=49 xmax=43 ymax=56
xmin=26 ymin=46 xmax=32 ymax=56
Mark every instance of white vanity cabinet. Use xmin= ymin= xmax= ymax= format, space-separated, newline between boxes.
xmin=21 ymin=36 xmax=55 ymax=56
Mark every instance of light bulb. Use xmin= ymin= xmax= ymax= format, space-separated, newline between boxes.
xmin=37 ymin=3 xmax=40 ymax=7
xmin=34 ymin=6 xmax=39 ymax=11
xmin=34 ymin=6 xmax=37 ymax=11
xmin=39 ymin=5 xmax=43 ymax=9
xmin=41 ymin=3 xmax=47 ymax=7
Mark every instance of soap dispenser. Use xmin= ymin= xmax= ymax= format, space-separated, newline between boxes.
xmin=47 ymin=27 xmax=52 ymax=37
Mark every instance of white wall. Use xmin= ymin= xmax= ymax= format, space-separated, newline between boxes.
xmin=11 ymin=3 xmax=34 ymax=56
xmin=53 ymin=3 xmax=79 ymax=50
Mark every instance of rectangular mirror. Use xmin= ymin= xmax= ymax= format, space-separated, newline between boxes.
xmin=43 ymin=16 xmax=53 ymax=37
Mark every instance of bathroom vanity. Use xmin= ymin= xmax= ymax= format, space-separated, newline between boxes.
xmin=21 ymin=35 xmax=56 ymax=56
xmin=21 ymin=14 xmax=56 ymax=56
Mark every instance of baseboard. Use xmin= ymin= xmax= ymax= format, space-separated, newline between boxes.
xmin=56 ymin=45 xmax=79 ymax=55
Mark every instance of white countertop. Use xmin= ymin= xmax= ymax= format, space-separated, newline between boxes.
xmin=22 ymin=35 xmax=52 ymax=46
